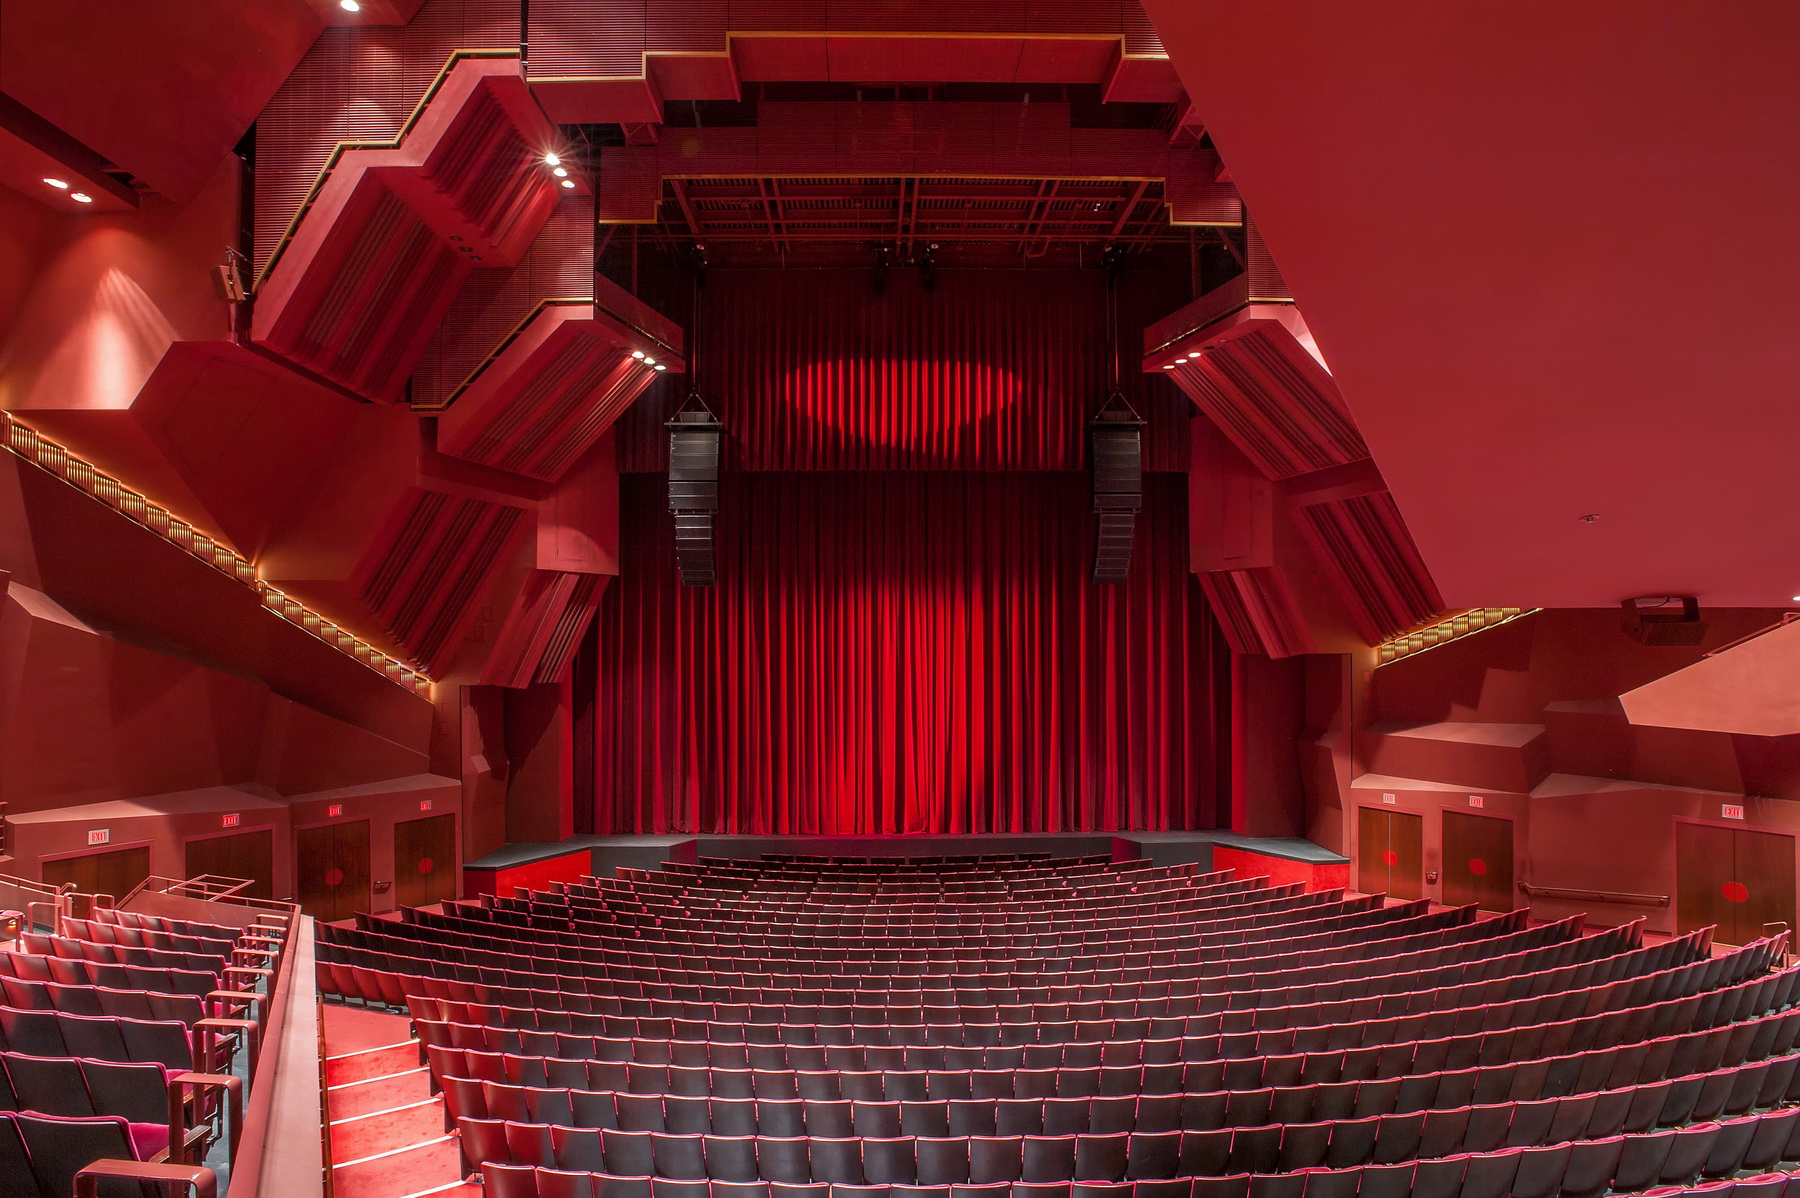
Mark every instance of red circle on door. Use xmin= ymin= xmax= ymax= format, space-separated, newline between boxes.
xmin=1468 ymin=859 xmax=1487 ymax=876
xmin=324 ymin=867 xmax=345 ymax=887
xmin=1723 ymin=881 xmax=1749 ymax=903
xmin=1381 ymin=850 xmax=1398 ymax=866
xmin=417 ymin=857 xmax=434 ymax=875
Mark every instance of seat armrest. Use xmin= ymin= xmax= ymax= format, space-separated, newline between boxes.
xmin=75 ymin=1160 xmax=216 ymax=1198
xmin=193 ymin=1016 xmax=260 ymax=1074
xmin=206 ymin=988 xmax=267 ymax=1021
xmin=170 ymin=1071 xmax=243 ymax=1167
xmin=222 ymin=965 xmax=273 ymax=989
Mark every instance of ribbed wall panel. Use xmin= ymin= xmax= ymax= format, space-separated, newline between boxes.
xmin=356 ymin=488 xmax=531 ymax=673
xmin=618 ymin=268 xmax=1191 ymax=472
xmin=1294 ymin=491 xmax=1444 ymax=645
xmin=252 ymin=0 xmax=521 ymax=273
xmin=1166 ymin=327 xmax=1368 ymax=479
xmin=1244 ymin=210 xmax=1292 ymax=302
xmin=1197 ymin=566 xmax=1315 ymax=659
xmin=483 ymin=570 xmax=608 ymax=687
xmin=413 ymin=199 xmax=595 ymax=408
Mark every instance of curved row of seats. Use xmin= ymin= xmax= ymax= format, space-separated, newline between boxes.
xmin=313 ymin=854 xmax=1800 ymax=1198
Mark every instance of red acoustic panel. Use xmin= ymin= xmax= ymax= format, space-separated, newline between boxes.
xmin=434 ymin=273 xmax=684 ymax=481
xmin=261 ymin=185 xmax=472 ymax=399
xmin=1197 ymin=566 xmax=1317 ymax=658
xmin=252 ymin=58 xmax=562 ymax=400
xmin=353 ymin=488 xmax=531 ymax=674
xmin=253 ymin=0 xmax=524 ymax=275
xmin=413 ymin=199 xmax=598 ymax=409
xmin=1156 ymin=313 xmax=1368 ymax=480
xmin=482 ymin=570 xmax=609 ymax=688
xmin=1293 ymin=491 xmax=1445 ymax=644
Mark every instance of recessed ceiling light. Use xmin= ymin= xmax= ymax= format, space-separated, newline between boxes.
xmin=1790 ymin=596 xmax=1800 ymax=603
xmin=654 ymin=364 xmax=667 ymax=371
xmin=560 ymin=179 xmax=575 ymax=189
xmin=1186 ymin=351 xmax=1202 ymax=358
xmin=631 ymin=351 xmax=645 ymax=359
xmin=543 ymin=153 xmax=561 ymax=166
xmin=340 ymin=0 xmax=360 ymax=11
xmin=70 ymin=192 xmax=93 ymax=203
xmin=1161 ymin=364 xmax=1175 ymax=370
xmin=43 ymin=178 xmax=68 ymax=189
xmin=643 ymin=358 xmax=655 ymax=366
xmin=552 ymin=167 xmax=568 ymax=178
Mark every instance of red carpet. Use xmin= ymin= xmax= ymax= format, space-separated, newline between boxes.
xmin=323 ymin=1002 xmax=477 ymax=1198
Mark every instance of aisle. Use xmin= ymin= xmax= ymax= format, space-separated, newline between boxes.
xmin=322 ymin=1001 xmax=479 ymax=1198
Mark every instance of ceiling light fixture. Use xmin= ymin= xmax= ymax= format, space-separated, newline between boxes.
xmin=1162 ymin=364 xmax=1175 ymax=370
xmin=654 ymin=364 xmax=667 ymax=371
xmin=552 ymin=167 xmax=568 ymax=178
xmin=340 ymin=0 xmax=360 ymax=11
xmin=70 ymin=192 xmax=93 ymax=203
xmin=560 ymin=179 xmax=575 ymax=189
xmin=643 ymin=357 xmax=656 ymax=366
xmin=1186 ymin=351 xmax=1202 ymax=359
xmin=543 ymin=153 xmax=561 ymax=166
xmin=631 ymin=351 xmax=645 ymax=359
xmin=43 ymin=178 xmax=68 ymax=189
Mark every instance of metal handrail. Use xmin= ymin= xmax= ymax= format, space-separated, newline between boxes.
xmin=1517 ymin=879 xmax=1670 ymax=907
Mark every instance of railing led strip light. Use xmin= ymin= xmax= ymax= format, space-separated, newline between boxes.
xmin=0 ymin=412 xmax=432 ymax=697
xmin=1376 ymin=606 xmax=1539 ymax=666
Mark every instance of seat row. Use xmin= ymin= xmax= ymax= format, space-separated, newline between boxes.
xmin=392 ymin=926 xmax=1711 ymax=1040
xmin=510 ymin=894 xmax=1402 ymax=954
xmin=477 ymin=1158 xmax=1800 ymax=1198
xmin=392 ymin=902 xmax=1470 ymax=971
xmin=404 ymin=959 xmax=1800 ymax=1089
xmin=453 ymin=1102 xmax=1800 ymax=1189
xmin=431 ymin=1013 xmax=1800 ymax=1135
xmin=315 ymin=914 xmax=1586 ymax=1005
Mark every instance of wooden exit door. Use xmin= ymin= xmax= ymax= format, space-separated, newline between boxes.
xmin=1442 ymin=810 xmax=1516 ymax=911
xmin=393 ymin=814 xmax=457 ymax=908
xmin=296 ymin=821 xmax=371 ymax=922
xmin=185 ymin=830 xmax=274 ymax=900
xmin=42 ymin=846 xmax=150 ymax=902
xmin=1678 ymin=822 xmax=1797 ymax=947
xmin=1357 ymin=807 xmax=1424 ymax=899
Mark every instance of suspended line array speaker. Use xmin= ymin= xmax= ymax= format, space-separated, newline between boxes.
xmin=668 ymin=396 xmax=723 ymax=586
xmin=1090 ymin=393 xmax=1145 ymax=584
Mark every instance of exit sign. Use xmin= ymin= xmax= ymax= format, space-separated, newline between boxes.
xmin=221 ymin=813 xmax=239 ymax=828
xmin=1469 ymin=795 xmax=1484 ymax=808
xmin=1381 ymin=793 xmax=1397 ymax=805
xmin=327 ymin=804 xmax=343 ymax=818
xmin=419 ymin=799 xmax=433 ymax=811
xmin=87 ymin=829 xmax=110 ymax=846
xmin=1723 ymin=803 xmax=1746 ymax=820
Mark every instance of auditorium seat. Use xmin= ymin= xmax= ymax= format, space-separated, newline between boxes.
xmin=319 ymin=855 xmax=1800 ymax=1197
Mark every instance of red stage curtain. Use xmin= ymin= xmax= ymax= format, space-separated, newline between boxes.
xmin=595 ymin=471 xmax=1227 ymax=834
xmin=615 ymin=268 xmax=1194 ymax=473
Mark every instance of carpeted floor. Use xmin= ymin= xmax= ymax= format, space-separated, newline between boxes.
xmin=322 ymin=1000 xmax=479 ymax=1198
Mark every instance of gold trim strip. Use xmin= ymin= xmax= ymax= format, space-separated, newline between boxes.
xmin=253 ymin=48 xmax=521 ymax=294
xmin=0 ymin=412 xmax=432 ymax=697
xmin=1376 ymin=608 xmax=1539 ymax=666
xmin=414 ymin=296 xmax=685 ymax=413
